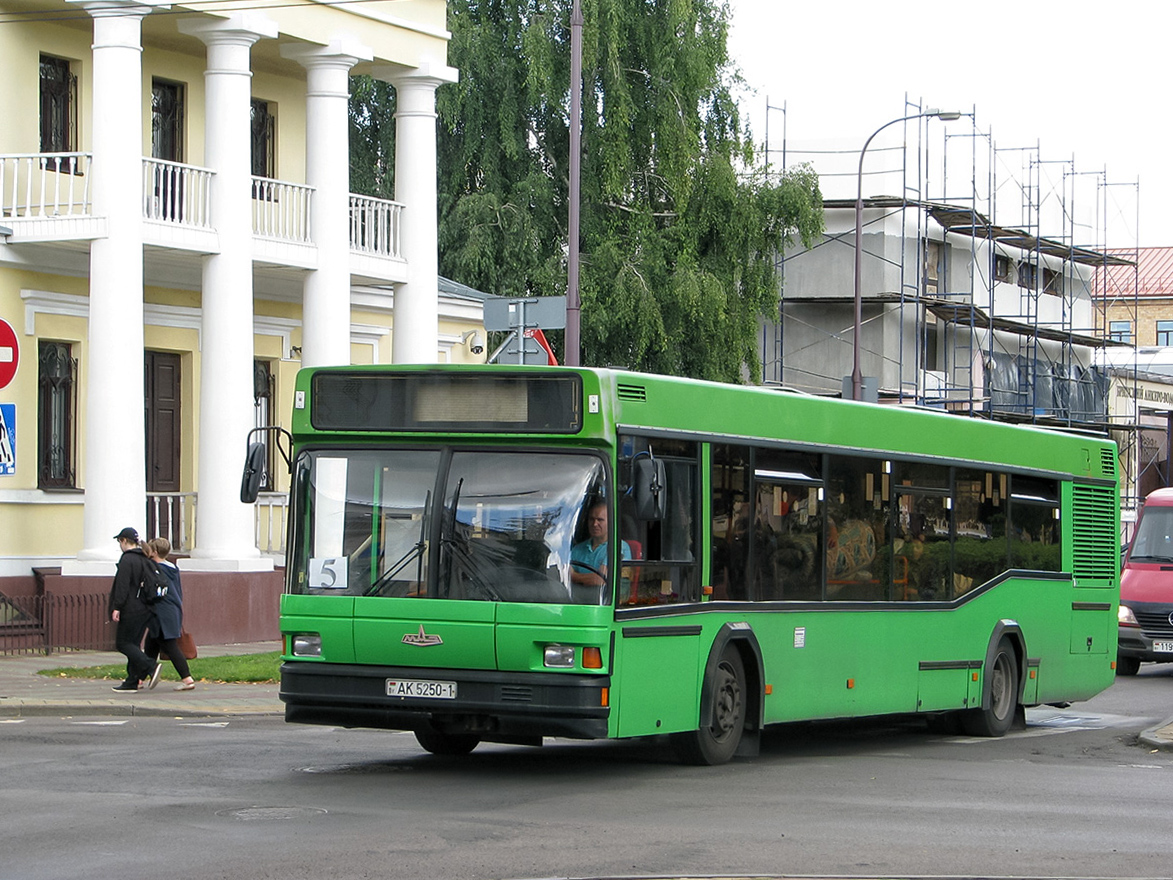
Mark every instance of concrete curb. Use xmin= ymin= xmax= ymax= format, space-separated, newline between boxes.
xmin=1138 ymin=715 xmax=1173 ymax=751
xmin=0 ymin=699 xmax=283 ymax=719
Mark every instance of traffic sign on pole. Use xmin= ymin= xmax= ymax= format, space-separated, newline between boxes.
xmin=0 ymin=318 xmax=18 ymax=390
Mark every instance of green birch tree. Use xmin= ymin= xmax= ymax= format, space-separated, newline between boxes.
xmin=353 ymin=0 xmax=824 ymax=382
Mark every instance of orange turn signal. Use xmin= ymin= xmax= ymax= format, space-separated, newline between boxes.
xmin=600 ymin=687 xmax=609 ymax=707
xmin=583 ymin=647 xmax=603 ymax=669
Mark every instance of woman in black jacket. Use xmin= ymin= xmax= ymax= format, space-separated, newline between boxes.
xmin=108 ymin=527 xmax=159 ymax=691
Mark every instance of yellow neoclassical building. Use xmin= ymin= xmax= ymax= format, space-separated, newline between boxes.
xmin=0 ymin=0 xmax=482 ymax=623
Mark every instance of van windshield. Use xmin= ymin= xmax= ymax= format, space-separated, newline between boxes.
xmin=1128 ymin=505 xmax=1173 ymax=563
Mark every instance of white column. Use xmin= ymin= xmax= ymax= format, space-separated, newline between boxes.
xmin=63 ymin=0 xmax=157 ymax=572
xmin=282 ymin=40 xmax=371 ymax=368
xmin=179 ymin=13 xmax=277 ymax=571
xmin=384 ymin=64 xmax=456 ymax=364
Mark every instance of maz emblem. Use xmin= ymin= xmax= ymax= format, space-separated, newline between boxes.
xmin=402 ymin=625 xmax=443 ymax=647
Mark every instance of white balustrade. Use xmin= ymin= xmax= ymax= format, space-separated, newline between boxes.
xmin=252 ymin=177 xmax=313 ymax=244
xmin=349 ymin=193 xmax=403 ymax=258
xmin=254 ymin=492 xmax=289 ymax=560
xmin=146 ymin=492 xmax=197 ymax=553
xmin=142 ymin=158 xmax=213 ymax=227
xmin=0 ymin=153 xmax=92 ymax=220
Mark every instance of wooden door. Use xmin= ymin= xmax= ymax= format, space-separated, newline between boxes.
xmin=145 ymin=351 xmax=181 ymax=542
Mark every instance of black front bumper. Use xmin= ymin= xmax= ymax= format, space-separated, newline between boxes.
xmin=280 ymin=661 xmax=611 ymax=739
xmin=1118 ymin=601 xmax=1173 ymax=663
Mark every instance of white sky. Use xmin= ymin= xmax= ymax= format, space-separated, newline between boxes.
xmin=726 ymin=0 xmax=1170 ymax=248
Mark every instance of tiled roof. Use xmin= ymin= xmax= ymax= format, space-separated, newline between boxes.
xmin=1096 ymin=246 xmax=1173 ymax=298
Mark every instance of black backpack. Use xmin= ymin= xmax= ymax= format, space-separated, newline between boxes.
xmin=138 ymin=560 xmax=170 ymax=605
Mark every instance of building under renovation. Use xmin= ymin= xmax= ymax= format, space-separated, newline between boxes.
xmin=760 ymin=100 xmax=1149 ymax=527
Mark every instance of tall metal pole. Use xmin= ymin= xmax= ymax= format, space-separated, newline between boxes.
xmin=565 ymin=0 xmax=584 ymax=366
xmin=852 ymin=110 xmax=961 ymax=400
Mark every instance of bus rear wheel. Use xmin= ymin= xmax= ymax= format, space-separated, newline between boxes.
xmin=961 ymin=637 xmax=1019 ymax=737
xmin=414 ymin=728 xmax=480 ymax=756
xmin=674 ymin=647 xmax=746 ymax=765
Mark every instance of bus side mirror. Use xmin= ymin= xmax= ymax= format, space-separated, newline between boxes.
xmin=240 ymin=442 xmax=267 ymax=503
xmin=633 ymin=458 xmax=666 ymax=521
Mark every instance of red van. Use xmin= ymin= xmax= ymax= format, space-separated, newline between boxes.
xmin=1118 ymin=487 xmax=1173 ymax=675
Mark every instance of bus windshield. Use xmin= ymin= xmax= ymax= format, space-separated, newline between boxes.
xmin=289 ymin=448 xmax=614 ymax=604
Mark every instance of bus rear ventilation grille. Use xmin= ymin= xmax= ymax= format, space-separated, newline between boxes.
xmin=617 ymin=384 xmax=647 ymax=402
xmin=1100 ymin=448 xmax=1116 ymax=478
xmin=498 ymin=685 xmax=534 ymax=703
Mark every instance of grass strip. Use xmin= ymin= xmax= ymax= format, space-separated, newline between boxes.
xmin=37 ymin=651 xmax=282 ymax=684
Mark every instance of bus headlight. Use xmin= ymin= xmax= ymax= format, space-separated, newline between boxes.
xmin=543 ymin=645 xmax=575 ymax=668
xmin=1118 ymin=605 xmax=1139 ymax=628
xmin=292 ymin=634 xmax=322 ymax=657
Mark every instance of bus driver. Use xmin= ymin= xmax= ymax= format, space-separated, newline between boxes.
xmin=570 ymin=501 xmax=631 ymax=587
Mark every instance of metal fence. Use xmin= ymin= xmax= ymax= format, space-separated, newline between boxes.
xmin=0 ymin=593 xmax=115 ymax=656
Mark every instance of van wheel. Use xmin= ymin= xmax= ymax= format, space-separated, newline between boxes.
xmin=673 ymin=647 xmax=745 ymax=765
xmin=1116 ymin=655 xmax=1141 ymax=676
xmin=415 ymin=728 xmax=480 ymax=756
xmin=961 ymin=637 xmax=1019 ymax=737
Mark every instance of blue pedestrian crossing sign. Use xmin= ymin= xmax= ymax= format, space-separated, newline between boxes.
xmin=0 ymin=404 xmax=14 ymax=476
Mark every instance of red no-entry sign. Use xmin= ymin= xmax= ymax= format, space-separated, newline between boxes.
xmin=0 ymin=318 xmax=18 ymax=390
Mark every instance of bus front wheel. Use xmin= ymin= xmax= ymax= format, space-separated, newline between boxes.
xmin=961 ymin=637 xmax=1019 ymax=737
xmin=414 ymin=728 xmax=480 ymax=756
xmin=1116 ymin=655 xmax=1141 ymax=676
xmin=673 ymin=647 xmax=746 ymax=765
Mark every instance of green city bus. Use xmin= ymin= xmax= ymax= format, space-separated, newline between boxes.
xmin=263 ymin=365 xmax=1119 ymax=764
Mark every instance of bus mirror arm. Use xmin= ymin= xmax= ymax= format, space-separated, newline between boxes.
xmin=240 ymin=426 xmax=294 ymax=504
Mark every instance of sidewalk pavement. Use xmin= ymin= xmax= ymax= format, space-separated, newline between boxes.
xmin=0 ymin=641 xmax=284 ymax=719
xmin=2 ymin=646 xmax=1172 ymax=749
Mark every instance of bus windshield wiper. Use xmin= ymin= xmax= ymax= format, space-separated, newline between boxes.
xmin=366 ymin=490 xmax=430 ymax=596
xmin=438 ymin=478 xmax=502 ymax=601
xmin=1126 ymin=553 xmax=1173 ymax=563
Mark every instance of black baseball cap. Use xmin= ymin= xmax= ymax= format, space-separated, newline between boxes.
xmin=113 ymin=527 xmax=139 ymax=542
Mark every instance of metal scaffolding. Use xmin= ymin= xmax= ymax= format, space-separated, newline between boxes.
xmin=759 ymin=96 xmax=1143 ymax=515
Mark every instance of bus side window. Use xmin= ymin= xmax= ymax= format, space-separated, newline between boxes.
xmin=709 ymin=444 xmax=751 ymax=601
xmin=618 ymin=437 xmax=700 ymax=605
xmin=824 ymin=455 xmax=888 ymax=602
xmin=954 ymin=469 xmax=1008 ymax=593
xmin=1009 ymin=476 xmax=1061 ymax=571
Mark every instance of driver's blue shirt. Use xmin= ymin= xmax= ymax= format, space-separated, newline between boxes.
xmin=571 ymin=539 xmax=632 ymax=573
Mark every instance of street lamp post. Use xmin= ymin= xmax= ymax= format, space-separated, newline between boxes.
xmin=565 ymin=0 xmax=584 ymax=366
xmin=851 ymin=109 xmax=962 ymax=401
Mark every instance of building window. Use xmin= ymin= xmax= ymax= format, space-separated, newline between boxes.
xmin=1109 ymin=321 xmax=1132 ymax=344
xmin=1157 ymin=321 xmax=1173 ymax=347
xmin=151 ymin=79 xmax=185 ymax=162
xmin=923 ymin=240 xmax=942 ymax=295
xmin=39 ymin=55 xmax=77 ymax=153
xmin=253 ymin=360 xmax=275 ymax=492
xmin=994 ymin=254 xmax=1011 ymax=282
xmin=1043 ymin=267 xmax=1063 ymax=296
xmin=251 ymin=99 xmax=276 ymax=179
xmin=1018 ymin=262 xmax=1037 ymax=290
xmin=38 ymin=341 xmax=77 ymax=488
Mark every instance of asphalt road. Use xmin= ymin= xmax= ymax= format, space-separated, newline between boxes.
xmin=2 ymin=667 xmax=1171 ymax=880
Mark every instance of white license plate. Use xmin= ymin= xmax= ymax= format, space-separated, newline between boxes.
xmin=386 ymin=678 xmax=457 ymax=699
xmin=1153 ymin=640 xmax=1173 ymax=653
